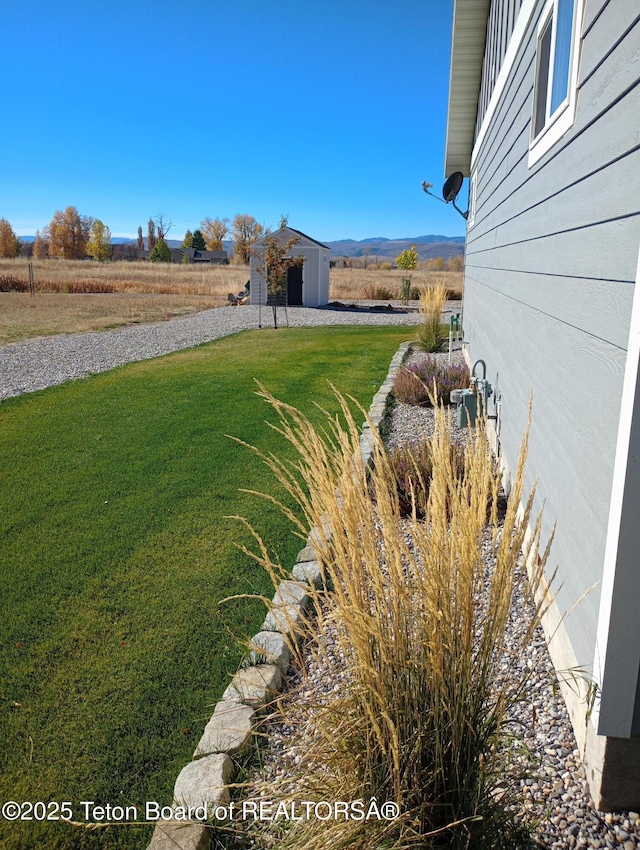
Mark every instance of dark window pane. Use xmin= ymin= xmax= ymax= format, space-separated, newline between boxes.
xmin=534 ymin=17 xmax=552 ymax=137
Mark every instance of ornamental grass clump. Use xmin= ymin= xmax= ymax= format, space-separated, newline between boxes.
xmin=393 ymin=357 xmax=470 ymax=406
xmin=417 ymin=280 xmax=448 ymax=352
xmin=237 ymin=385 xmax=551 ymax=850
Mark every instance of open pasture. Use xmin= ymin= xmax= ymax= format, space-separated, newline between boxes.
xmin=0 ymin=260 xmax=462 ymax=345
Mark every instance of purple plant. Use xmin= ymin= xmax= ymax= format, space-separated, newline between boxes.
xmin=382 ymin=439 xmax=467 ymax=518
xmin=393 ymin=357 xmax=470 ymax=406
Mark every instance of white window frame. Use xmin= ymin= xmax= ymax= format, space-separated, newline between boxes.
xmin=528 ymin=0 xmax=584 ymax=168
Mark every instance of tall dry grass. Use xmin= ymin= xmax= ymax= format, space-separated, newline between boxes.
xmin=417 ymin=280 xmax=449 ymax=352
xmin=239 ymin=387 xmax=550 ymax=850
xmin=329 ymin=268 xmax=463 ymax=301
xmin=0 ymin=259 xmax=464 ymax=301
xmin=0 ymin=258 xmax=249 ymax=297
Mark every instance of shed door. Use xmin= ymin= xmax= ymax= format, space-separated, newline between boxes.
xmin=287 ymin=264 xmax=303 ymax=305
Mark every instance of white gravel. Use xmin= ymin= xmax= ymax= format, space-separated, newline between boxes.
xmin=0 ymin=303 xmax=425 ymax=400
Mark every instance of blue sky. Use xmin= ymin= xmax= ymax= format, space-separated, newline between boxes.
xmin=0 ymin=0 xmax=463 ymax=242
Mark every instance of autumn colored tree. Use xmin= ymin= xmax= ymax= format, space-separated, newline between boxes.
xmin=148 ymin=237 xmax=171 ymax=262
xmin=201 ymin=216 xmax=229 ymax=250
xmin=0 ymin=218 xmax=21 ymax=258
xmin=396 ymin=244 xmax=418 ymax=270
xmin=192 ymin=229 xmax=206 ymax=250
xmin=147 ymin=219 xmax=157 ymax=251
xmin=87 ymin=219 xmax=112 ymax=262
xmin=253 ymin=217 xmax=302 ymax=328
xmin=182 ymin=230 xmax=193 ymax=248
xmin=137 ymin=226 xmax=144 ymax=254
xmin=32 ymin=230 xmax=48 ymax=259
xmin=47 ymin=206 xmax=93 ymax=259
xmin=231 ymin=214 xmax=263 ymax=264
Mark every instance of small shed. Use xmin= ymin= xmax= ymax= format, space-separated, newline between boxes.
xmin=249 ymin=226 xmax=330 ymax=308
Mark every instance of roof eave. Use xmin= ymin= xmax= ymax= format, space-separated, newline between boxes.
xmin=444 ymin=0 xmax=491 ymax=177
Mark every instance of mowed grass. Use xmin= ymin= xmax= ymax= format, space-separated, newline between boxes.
xmin=0 ymin=325 xmax=412 ymax=850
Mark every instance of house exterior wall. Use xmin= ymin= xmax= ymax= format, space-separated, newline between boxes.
xmin=459 ymin=0 xmax=640 ymax=805
xmin=476 ymin=0 xmax=525 ymax=131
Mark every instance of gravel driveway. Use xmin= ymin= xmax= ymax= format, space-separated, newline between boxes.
xmin=0 ymin=303 xmax=425 ymax=401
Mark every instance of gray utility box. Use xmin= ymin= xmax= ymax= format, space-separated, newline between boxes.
xmin=451 ymin=388 xmax=479 ymax=428
xmin=451 ymin=360 xmax=493 ymax=428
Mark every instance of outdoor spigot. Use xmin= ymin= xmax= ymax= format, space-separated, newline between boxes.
xmin=472 ymin=359 xmax=487 ymax=382
xmin=470 ymin=359 xmax=492 ymax=405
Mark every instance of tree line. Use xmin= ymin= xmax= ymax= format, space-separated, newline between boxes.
xmin=0 ymin=209 xmax=267 ymax=265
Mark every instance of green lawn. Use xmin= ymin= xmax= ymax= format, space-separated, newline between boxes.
xmin=0 ymin=325 xmax=411 ymax=850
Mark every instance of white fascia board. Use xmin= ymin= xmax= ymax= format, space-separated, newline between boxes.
xmin=445 ymin=0 xmax=490 ymax=177
xmin=470 ymin=0 xmax=538 ymax=169
xmin=592 ymin=240 xmax=640 ymax=738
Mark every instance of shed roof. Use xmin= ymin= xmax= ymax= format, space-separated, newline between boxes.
xmin=254 ymin=226 xmax=331 ymax=251
xmin=444 ymin=0 xmax=490 ymax=176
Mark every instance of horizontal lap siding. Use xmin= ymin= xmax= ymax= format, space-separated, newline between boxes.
xmin=464 ymin=0 xmax=640 ymax=667
xmin=464 ymin=275 xmax=625 ymax=661
xmin=477 ymin=0 xmax=525 ymax=131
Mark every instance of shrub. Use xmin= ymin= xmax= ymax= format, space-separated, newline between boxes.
xmin=393 ymin=357 xmax=470 ymax=406
xmin=385 ymin=438 xmax=466 ymax=518
xmin=0 ymin=274 xmax=27 ymax=292
xmin=241 ymin=387 xmax=550 ymax=850
xmin=363 ymin=284 xmax=396 ymax=300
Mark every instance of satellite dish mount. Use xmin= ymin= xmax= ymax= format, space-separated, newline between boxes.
xmin=422 ymin=171 xmax=468 ymax=220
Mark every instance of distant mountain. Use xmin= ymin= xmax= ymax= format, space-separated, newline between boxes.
xmin=19 ymin=233 xmax=464 ymax=261
xmin=324 ymin=235 xmax=465 ymax=262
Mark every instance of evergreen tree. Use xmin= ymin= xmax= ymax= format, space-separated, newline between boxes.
xmin=148 ymin=237 xmax=171 ymax=262
xmin=192 ymin=229 xmax=206 ymax=250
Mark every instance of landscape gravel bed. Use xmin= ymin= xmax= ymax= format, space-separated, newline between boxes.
xmin=0 ymin=302 xmax=427 ymax=400
xmin=234 ymin=346 xmax=640 ymax=850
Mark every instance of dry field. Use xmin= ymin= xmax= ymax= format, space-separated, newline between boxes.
xmin=329 ymin=267 xmax=463 ymax=301
xmin=0 ymin=293 xmax=231 ymax=346
xmin=0 ymin=260 xmax=463 ymax=344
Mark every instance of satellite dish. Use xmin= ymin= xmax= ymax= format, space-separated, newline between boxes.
xmin=442 ymin=172 xmax=464 ymax=203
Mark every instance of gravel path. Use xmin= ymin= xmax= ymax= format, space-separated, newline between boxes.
xmin=0 ymin=303 xmax=426 ymax=401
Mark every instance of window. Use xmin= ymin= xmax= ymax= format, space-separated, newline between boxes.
xmin=529 ymin=0 xmax=583 ymax=166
